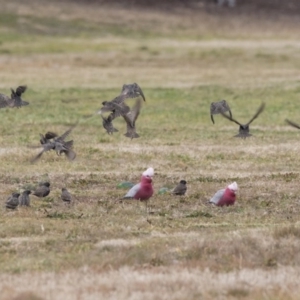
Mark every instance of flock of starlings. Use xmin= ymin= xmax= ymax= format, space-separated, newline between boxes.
xmin=1 ymin=84 xmax=300 ymax=210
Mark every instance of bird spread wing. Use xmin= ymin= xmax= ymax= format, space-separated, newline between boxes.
xmin=286 ymin=119 xmax=300 ymax=130
xmin=121 ymin=83 xmax=146 ymax=101
xmin=209 ymin=189 xmax=225 ymax=204
xmin=122 ymin=98 xmax=142 ymax=139
xmin=56 ymin=124 xmax=76 ymax=142
xmin=15 ymin=86 xmax=27 ymax=96
xmin=210 ymin=100 xmax=231 ymax=115
xmin=64 ymin=148 xmax=76 ymax=161
xmin=102 ymin=115 xmax=118 ymax=134
xmin=246 ymin=103 xmax=265 ymax=126
xmin=30 ymin=142 xmax=55 ymax=163
xmin=221 ymin=111 xmax=242 ymax=126
xmin=123 ymin=183 xmax=141 ymax=198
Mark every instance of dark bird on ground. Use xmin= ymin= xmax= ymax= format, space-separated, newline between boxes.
xmin=32 ymin=182 xmax=51 ymax=198
xmin=221 ymin=103 xmax=265 ymax=138
xmin=0 ymin=86 xmax=29 ymax=108
xmin=123 ymin=98 xmax=142 ymax=139
xmin=61 ymin=188 xmax=72 ymax=203
xmin=19 ymin=190 xmax=32 ymax=206
xmin=172 ymin=180 xmax=187 ymax=196
xmin=31 ymin=125 xmax=76 ymax=163
xmin=210 ymin=100 xmax=232 ymax=124
xmin=285 ymin=119 xmax=300 ymax=130
xmin=5 ymin=193 xmax=20 ymax=209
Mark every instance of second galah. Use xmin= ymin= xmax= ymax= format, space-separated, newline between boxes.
xmin=209 ymin=182 xmax=238 ymax=206
xmin=123 ymin=167 xmax=154 ymax=201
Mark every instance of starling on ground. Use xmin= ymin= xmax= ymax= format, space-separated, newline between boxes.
xmin=32 ymin=182 xmax=50 ymax=198
xmin=61 ymin=188 xmax=72 ymax=203
xmin=210 ymin=100 xmax=232 ymax=124
xmin=5 ymin=193 xmax=20 ymax=209
xmin=172 ymin=180 xmax=187 ymax=195
xmin=221 ymin=103 xmax=265 ymax=138
xmin=123 ymin=98 xmax=142 ymax=139
xmin=0 ymin=86 xmax=29 ymax=108
xmin=19 ymin=190 xmax=32 ymax=206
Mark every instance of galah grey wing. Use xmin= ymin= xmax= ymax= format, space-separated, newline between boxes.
xmin=123 ymin=183 xmax=141 ymax=198
xmin=209 ymin=189 xmax=225 ymax=205
xmin=246 ymin=103 xmax=265 ymax=126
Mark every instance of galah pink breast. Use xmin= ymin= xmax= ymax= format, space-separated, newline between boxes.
xmin=123 ymin=167 xmax=154 ymax=201
xmin=209 ymin=182 xmax=238 ymax=206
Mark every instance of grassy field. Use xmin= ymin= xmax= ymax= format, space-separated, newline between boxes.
xmin=1 ymin=0 xmax=300 ymax=299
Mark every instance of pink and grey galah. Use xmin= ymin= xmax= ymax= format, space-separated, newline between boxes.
xmin=209 ymin=182 xmax=238 ymax=206
xmin=123 ymin=167 xmax=154 ymax=201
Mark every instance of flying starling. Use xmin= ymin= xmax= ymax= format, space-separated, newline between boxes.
xmin=31 ymin=125 xmax=76 ymax=163
xmin=101 ymin=114 xmax=119 ymax=135
xmin=172 ymin=180 xmax=187 ymax=196
xmin=221 ymin=103 xmax=265 ymax=138
xmin=99 ymin=83 xmax=145 ymax=118
xmin=5 ymin=193 xmax=20 ymax=209
xmin=32 ymin=182 xmax=51 ymax=198
xmin=210 ymin=100 xmax=232 ymax=124
xmin=123 ymin=98 xmax=142 ymax=139
xmin=0 ymin=85 xmax=29 ymax=108
xmin=19 ymin=190 xmax=32 ymax=206
xmin=61 ymin=188 xmax=72 ymax=203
